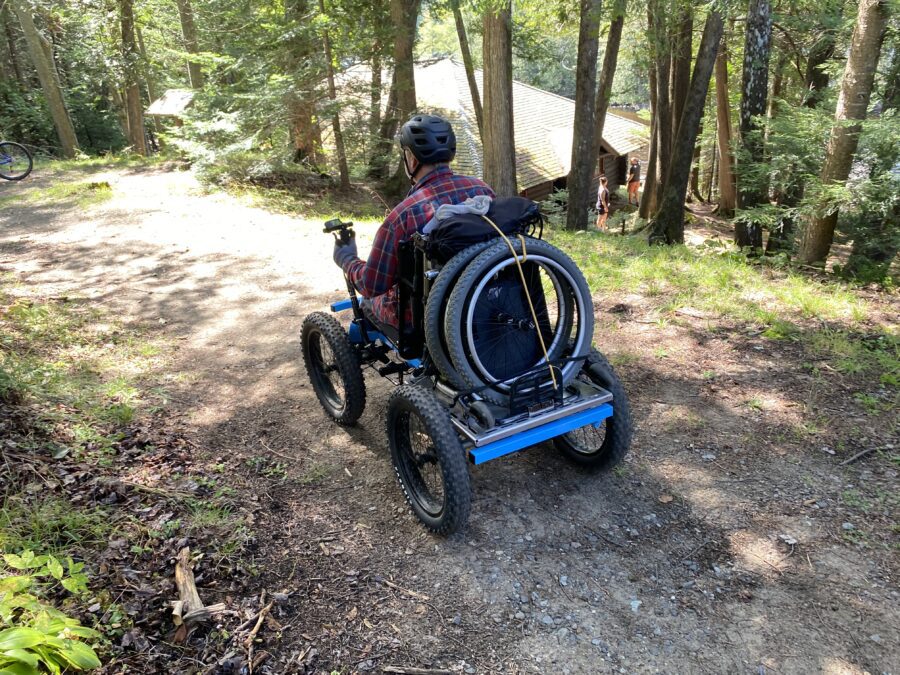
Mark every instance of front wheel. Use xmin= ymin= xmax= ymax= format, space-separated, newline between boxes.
xmin=301 ymin=311 xmax=366 ymax=425
xmin=553 ymin=349 xmax=632 ymax=470
xmin=387 ymin=385 xmax=471 ymax=535
xmin=0 ymin=142 xmax=33 ymax=181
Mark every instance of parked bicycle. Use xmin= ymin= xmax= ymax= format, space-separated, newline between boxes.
xmin=0 ymin=141 xmax=34 ymax=181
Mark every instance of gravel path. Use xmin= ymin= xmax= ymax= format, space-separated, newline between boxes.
xmin=1 ymin=165 xmax=896 ymax=674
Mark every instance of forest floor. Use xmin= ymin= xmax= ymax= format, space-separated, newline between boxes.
xmin=0 ymin=163 xmax=897 ymax=674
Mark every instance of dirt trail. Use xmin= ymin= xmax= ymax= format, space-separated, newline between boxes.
xmin=1 ymin=166 xmax=897 ymax=674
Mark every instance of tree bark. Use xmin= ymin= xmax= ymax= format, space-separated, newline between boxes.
xmin=120 ymin=0 xmax=147 ymax=155
xmin=735 ymin=0 xmax=771 ymax=248
xmin=714 ymin=35 xmax=736 ymax=217
xmin=648 ymin=9 xmax=724 ymax=244
xmin=565 ymin=0 xmax=602 ymax=231
xmin=175 ymin=0 xmax=203 ymax=88
xmin=319 ymin=0 xmax=348 ymax=189
xmin=451 ymin=0 xmax=482 ymax=138
xmin=10 ymin=0 xmax=79 ymax=157
xmin=649 ymin=4 xmax=671 ymax=214
xmin=2 ymin=4 xmax=25 ymax=87
xmin=669 ymin=7 xmax=692 ymax=149
xmin=369 ymin=47 xmax=382 ymax=144
xmin=285 ymin=0 xmax=320 ymax=165
xmin=802 ymin=28 xmax=836 ymax=108
xmin=592 ymin=0 xmax=627 ymax=157
xmin=639 ymin=57 xmax=658 ymax=219
xmin=797 ymin=0 xmax=888 ymax=265
xmin=483 ymin=0 xmax=517 ymax=196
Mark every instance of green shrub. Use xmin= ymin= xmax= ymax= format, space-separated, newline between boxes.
xmin=0 ymin=552 xmax=101 ymax=673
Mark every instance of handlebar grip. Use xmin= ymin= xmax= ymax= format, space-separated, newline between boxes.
xmin=323 ymin=218 xmax=351 ymax=233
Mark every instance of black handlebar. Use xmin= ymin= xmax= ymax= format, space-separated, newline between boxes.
xmin=323 ymin=218 xmax=354 ymax=244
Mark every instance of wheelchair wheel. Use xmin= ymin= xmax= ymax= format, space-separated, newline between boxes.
xmin=301 ymin=311 xmax=366 ymax=425
xmin=387 ymin=385 xmax=471 ymax=535
xmin=424 ymin=240 xmax=496 ymax=389
xmin=553 ymin=350 xmax=632 ymax=470
xmin=0 ymin=142 xmax=33 ymax=181
xmin=444 ymin=238 xmax=594 ymax=406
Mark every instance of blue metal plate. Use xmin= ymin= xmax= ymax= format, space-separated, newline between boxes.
xmin=468 ymin=403 xmax=614 ymax=465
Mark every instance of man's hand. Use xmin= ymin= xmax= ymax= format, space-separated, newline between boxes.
xmin=332 ymin=235 xmax=358 ymax=269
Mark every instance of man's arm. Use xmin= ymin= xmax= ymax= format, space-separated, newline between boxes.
xmin=342 ymin=214 xmax=400 ymax=298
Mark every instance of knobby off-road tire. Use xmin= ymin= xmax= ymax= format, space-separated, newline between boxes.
xmin=553 ymin=349 xmax=632 ymax=470
xmin=387 ymin=385 xmax=472 ymax=535
xmin=0 ymin=142 xmax=33 ymax=181
xmin=443 ymin=238 xmax=594 ymax=406
xmin=424 ymin=240 xmax=495 ymax=389
xmin=301 ymin=311 xmax=366 ymax=425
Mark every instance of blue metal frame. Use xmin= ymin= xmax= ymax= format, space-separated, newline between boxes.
xmin=468 ymin=403 xmax=613 ymax=465
xmin=328 ymin=293 xmax=610 ymax=465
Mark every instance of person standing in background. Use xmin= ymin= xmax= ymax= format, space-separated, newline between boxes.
xmin=627 ymin=157 xmax=641 ymax=206
xmin=595 ymin=176 xmax=610 ymax=230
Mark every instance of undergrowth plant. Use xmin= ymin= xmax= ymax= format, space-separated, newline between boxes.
xmin=0 ymin=552 xmax=101 ymax=673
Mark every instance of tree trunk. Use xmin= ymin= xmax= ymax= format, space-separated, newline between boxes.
xmin=649 ymin=5 xmax=671 ymax=214
xmin=483 ymin=0 xmax=517 ymax=196
xmin=369 ymin=47 xmax=382 ymax=145
xmin=648 ymin=9 xmax=724 ymax=244
xmin=319 ymin=0 xmax=349 ymax=189
xmin=764 ymin=50 xmax=785 ymax=144
xmin=734 ymin=0 xmax=771 ymax=248
xmin=592 ymin=0 xmax=626 ymax=155
xmin=639 ymin=58 xmax=658 ymax=219
xmin=689 ymin=115 xmax=704 ymax=202
xmin=705 ymin=131 xmax=717 ymax=202
xmin=377 ymin=0 xmax=421 ymax=193
xmin=714 ymin=35 xmax=736 ymax=217
xmin=120 ymin=0 xmax=147 ymax=155
xmin=797 ymin=0 xmax=888 ymax=265
xmin=802 ymin=28 xmax=836 ymax=108
xmin=285 ymin=0 xmax=320 ymax=166
xmin=10 ymin=0 xmax=79 ymax=157
xmin=669 ymin=7 xmax=692 ymax=149
xmin=175 ymin=0 xmax=203 ymax=88
xmin=451 ymin=0 xmax=482 ymax=138
xmin=565 ymin=0 xmax=602 ymax=231
xmin=2 ymin=4 xmax=25 ymax=87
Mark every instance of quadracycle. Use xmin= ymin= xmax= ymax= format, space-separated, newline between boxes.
xmin=300 ymin=197 xmax=632 ymax=535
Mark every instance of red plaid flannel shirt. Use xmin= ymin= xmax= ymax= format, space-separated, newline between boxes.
xmin=343 ymin=166 xmax=495 ymax=329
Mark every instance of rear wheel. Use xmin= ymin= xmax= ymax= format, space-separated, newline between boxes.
xmin=553 ymin=350 xmax=632 ymax=470
xmin=0 ymin=142 xmax=33 ymax=181
xmin=444 ymin=238 xmax=594 ymax=406
xmin=301 ymin=312 xmax=366 ymax=425
xmin=387 ymin=385 xmax=471 ymax=535
xmin=424 ymin=240 xmax=495 ymax=388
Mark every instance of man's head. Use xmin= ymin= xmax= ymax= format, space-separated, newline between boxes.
xmin=398 ymin=114 xmax=456 ymax=183
xmin=631 ymin=157 xmax=639 ymax=165
xmin=600 ymin=175 xmax=608 ymax=185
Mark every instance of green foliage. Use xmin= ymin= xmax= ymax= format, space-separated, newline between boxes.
xmin=0 ymin=284 xmax=164 ymax=454
xmin=0 ymin=553 xmax=101 ymax=673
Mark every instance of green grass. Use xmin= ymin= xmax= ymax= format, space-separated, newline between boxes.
xmin=0 ymin=497 xmax=112 ymax=557
xmin=549 ymin=231 xmax=899 ymax=394
xmin=0 ymin=180 xmax=114 ymax=209
xmin=548 ymin=231 xmax=872 ymax=326
xmin=0 ymin=280 xmax=167 ymax=453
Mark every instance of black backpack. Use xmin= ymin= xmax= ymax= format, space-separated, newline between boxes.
xmin=424 ymin=196 xmax=543 ymax=264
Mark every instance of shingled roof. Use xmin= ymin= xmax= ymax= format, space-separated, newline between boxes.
xmin=409 ymin=58 xmax=646 ymax=191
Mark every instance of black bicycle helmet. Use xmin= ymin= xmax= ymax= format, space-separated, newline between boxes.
xmin=398 ymin=114 xmax=457 ymax=164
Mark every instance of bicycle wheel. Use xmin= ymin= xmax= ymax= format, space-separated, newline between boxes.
xmin=301 ymin=312 xmax=366 ymax=425
xmin=0 ymin=142 xmax=33 ymax=181
xmin=553 ymin=349 xmax=632 ymax=470
xmin=424 ymin=239 xmax=495 ymax=389
xmin=388 ymin=385 xmax=471 ymax=535
xmin=444 ymin=238 xmax=594 ymax=406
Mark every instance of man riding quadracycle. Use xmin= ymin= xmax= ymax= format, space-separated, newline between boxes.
xmin=304 ymin=113 xmax=633 ymax=535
